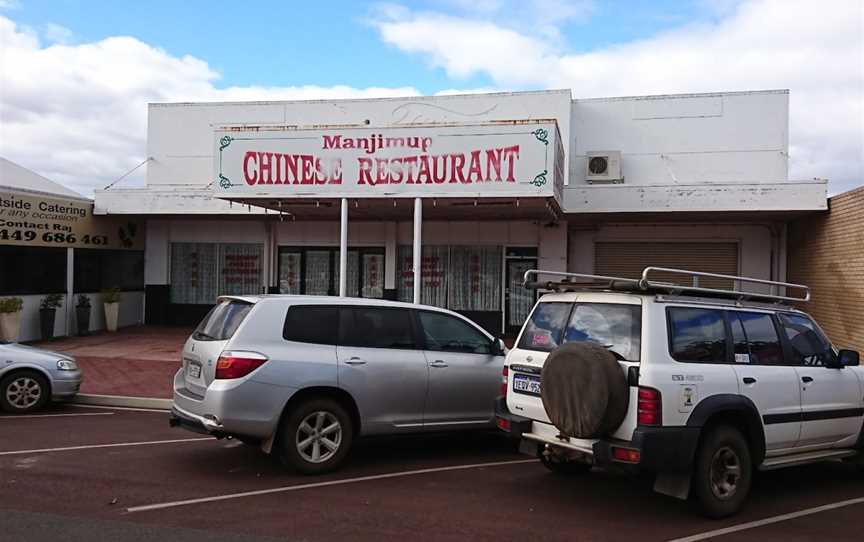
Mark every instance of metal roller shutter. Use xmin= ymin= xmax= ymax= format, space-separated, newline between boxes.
xmin=595 ymin=241 xmax=739 ymax=289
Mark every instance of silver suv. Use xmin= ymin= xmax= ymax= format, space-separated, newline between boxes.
xmin=170 ymin=295 xmax=507 ymax=473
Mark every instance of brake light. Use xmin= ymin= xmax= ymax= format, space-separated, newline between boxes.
xmin=637 ymin=387 xmax=662 ymax=426
xmin=215 ymin=351 xmax=268 ymax=379
xmin=496 ymin=417 xmax=511 ymax=431
xmin=500 ymin=366 xmax=509 ymax=396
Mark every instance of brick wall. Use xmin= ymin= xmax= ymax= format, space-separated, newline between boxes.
xmin=787 ymin=186 xmax=864 ymax=353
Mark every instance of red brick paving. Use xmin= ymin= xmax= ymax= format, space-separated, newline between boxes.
xmin=31 ymin=326 xmax=191 ymax=399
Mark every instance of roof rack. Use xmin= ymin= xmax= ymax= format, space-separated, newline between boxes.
xmin=523 ymin=267 xmax=810 ymax=304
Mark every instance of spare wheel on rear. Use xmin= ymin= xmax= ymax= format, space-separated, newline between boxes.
xmin=540 ymin=342 xmax=629 ymax=439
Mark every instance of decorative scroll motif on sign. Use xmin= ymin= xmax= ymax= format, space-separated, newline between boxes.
xmin=217 ymin=136 xmax=234 ymax=188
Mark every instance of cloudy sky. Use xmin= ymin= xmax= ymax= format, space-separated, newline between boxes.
xmin=0 ymin=0 xmax=861 ymax=195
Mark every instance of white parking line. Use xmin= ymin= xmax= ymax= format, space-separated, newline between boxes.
xmin=0 ymin=437 xmax=212 ymax=456
xmin=67 ymin=404 xmax=169 ymax=414
xmin=127 ymin=458 xmax=536 ymax=513
xmin=668 ymin=496 xmax=864 ymax=542
xmin=0 ymin=412 xmax=114 ymax=419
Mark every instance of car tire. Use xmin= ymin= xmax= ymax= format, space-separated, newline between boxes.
xmin=539 ymin=453 xmax=591 ymax=475
xmin=692 ymin=425 xmax=752 ymax=519
xmin=0 ymin=370 xmax=50 ymax=414
xmin=278 ymin=398 xmax=354 ymax=475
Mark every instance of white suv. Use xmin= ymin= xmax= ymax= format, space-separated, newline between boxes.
xmin=495 ymin=267 xmax=862 ymax=518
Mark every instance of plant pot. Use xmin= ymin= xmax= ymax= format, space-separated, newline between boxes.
xmin=39 ymin=308 xmax=57 ymax=341
xmin=0 ymin=311 xmax=22 ymax=342
xmin=104 ymin=302 xmax=119 ymax=332
xmin=76 ymin=306 xmax=91 ymax=336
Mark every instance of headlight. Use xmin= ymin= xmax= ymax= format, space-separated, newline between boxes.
xmin=57 ymin=359 xmax=78 ymax=371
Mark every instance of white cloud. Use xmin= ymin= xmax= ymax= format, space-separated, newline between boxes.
xmin=42 ymin=22 xmax=72 ymax=44
xmin=374 ymin=0 xmax=864 ymax=193
xmin=0 ymin=16 xmax=420 ymax=195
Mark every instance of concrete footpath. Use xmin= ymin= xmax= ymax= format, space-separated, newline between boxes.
xmin=32 ymin=326 xmax=191 ymax=404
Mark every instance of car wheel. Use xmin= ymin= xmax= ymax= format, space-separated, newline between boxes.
xmin=692 ymin=425 xmax=752 ymax=519
xmin=540 ymin=453 xmax=591 ymax=475
xmin=0 ymin=371 xmax=50 ymax=414
xmin=279 ymin=398 xmax=354 ymax=475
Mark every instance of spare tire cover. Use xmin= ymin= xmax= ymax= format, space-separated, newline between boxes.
xmin=540 ymin=342 xmax=629 ymax=439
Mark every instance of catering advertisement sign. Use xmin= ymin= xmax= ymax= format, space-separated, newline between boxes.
xmin=213 ymin=121 xmax=562 ymax=199
xmin=0 ymin=191 xmax=143 ymax=250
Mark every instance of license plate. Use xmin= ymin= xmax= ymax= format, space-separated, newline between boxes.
xmin=512 ymin=373 xmax=541 ymax=396
xmin=187 ymin=362 xmax=202 ymax=379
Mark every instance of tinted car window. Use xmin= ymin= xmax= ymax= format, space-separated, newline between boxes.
xmin=418 ymin=311 xmax=492 ymax=354
xmin=668 ymin=308 xmax=727 ymax=363
xmin=563 ymin=304 xmax=642 ymax=361
xmin=340 ymin=307 xmax=416 ymax=349
xmin=729 ymin=312 xmax=752 ymax=363
xmin=283 ymin=305 xmax=338 ymax=345
xmin=779 ymin=313 xmax=833 ymax=366
xmin=735 ymin=311 xmax=784 ymax=365
xmin=517 ymin=302 xmax=571 ymax=352
xmin=194 ymin=300 xmax=252 ymax=341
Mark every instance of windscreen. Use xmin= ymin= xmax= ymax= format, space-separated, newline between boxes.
xmin=518 ymin=302 xmax=642 ymax=361
xmin=193 ymin=299 xmax=253 ymax=341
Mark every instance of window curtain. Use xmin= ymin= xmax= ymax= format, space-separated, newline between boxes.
xmin=397 ymin=245 xmax=448 ymax=306
xmin=448 ymin=246 xmax=502 ymax=311
xmin=333 ymin=250 xmax=360 ymax=297
xmin=218 ymin=244 xmax=262 ymax=297
xmin=304 ymin=250 xmax=331 ymax=295
xmin=361 ymin=253 xmax=384 ymax=298
xmin=279 ymin=252 xmax=302 ymax=294
xmin=170 ymin=242 xmax=217 ymax=304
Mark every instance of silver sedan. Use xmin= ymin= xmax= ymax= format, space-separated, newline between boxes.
xmin=0 ymin=341 xmax=82 ymax=413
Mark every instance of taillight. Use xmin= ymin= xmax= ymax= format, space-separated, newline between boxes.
xmin=611 ymin=447 xmax=641 ymax=463
xmin=637 ymin=387 xmax=662 ymax=426
xmin=500 ymin=366 xmax=509 ymax=396
xmin=215 ymin=351 xmax=268 ymax=379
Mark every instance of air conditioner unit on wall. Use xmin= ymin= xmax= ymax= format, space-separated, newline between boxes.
xmin=585 ymin=151 xmax=623 ymax=184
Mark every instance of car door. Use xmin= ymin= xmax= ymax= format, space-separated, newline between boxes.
xmin=417 ymin=310 xmax=503 ymax=427
xmin=336 ymin=306 xmax=428 ymax=433
xmin=728 ymin=311 xmax=803 ymax=452
xmin=779 ymin=312 xmax=864 ymax=449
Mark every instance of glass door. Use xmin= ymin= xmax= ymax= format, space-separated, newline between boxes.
xmin=505 ymin=258 xmax=537 ymax=333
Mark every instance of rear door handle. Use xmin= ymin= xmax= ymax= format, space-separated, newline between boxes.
xmin=802 ymin=376 xmax=814 ymax=383
xmin=344 ymin=357 xmax=366 ymax=366
xmin=430 ymin=360 xmax=449 ymax=368
xmin=742 ymin=377 xmax=757 ymax=384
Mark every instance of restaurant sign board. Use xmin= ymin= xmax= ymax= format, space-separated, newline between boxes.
xmin=213 ymin=121 xmax=563 ymax=199
xmin=0 ymin=191 xmax=143 ymax=250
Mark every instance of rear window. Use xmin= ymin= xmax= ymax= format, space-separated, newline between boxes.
xmin=193 ymin=299 xmax=252 ymax=341
xmin=518 ymin=302 xmax=642 ymax=361
xmin=283 ymin=305 xmax=338 ymax=345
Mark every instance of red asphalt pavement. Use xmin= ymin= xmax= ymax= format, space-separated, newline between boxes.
xmin=1 ymin=404 xmax=863 ymax=541
xmin=31 ymin=326 xmax=190 ymax=398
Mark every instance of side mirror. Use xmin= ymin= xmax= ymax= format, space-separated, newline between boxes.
xmin=492 ymin=338 xmax=507 ymax=356
xmin=838 ymin=349 xmax=860 ymax=367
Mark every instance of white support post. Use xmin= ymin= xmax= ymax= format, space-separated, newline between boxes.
xmin=413 ymin=197 xmax=422 ymax=304
xmin=66 ymin=247 xmax=74 ymax=336
xmin=339 ymin=198 xmax=348 ymax=297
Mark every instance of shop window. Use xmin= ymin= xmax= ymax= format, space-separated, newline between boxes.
xmin=73 ymin=249 xmax=144 ymax=292
xmin=0 ymin=246 xmax=66 ymax=295
xmin=170 ymin=243 xmax=262 ymax=304
xmin=277 ymin=247 xmax=383 ymax=299
xmin=397 ymin=245 xmax=449 ymax=306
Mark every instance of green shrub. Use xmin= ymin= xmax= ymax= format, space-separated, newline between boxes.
xmin=40 ymin=293 xmax=64 ymax=310
xmin=76 ymin=294 xmax=91 ymax=308
xmin=0 ymin=297 xmax=23 ymax=314
xmin=101 ymin=287 xmax=122 ymax=304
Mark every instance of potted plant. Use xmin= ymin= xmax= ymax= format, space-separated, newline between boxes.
xmin=102 ymin=287 xmax=121 ymax=332
xmin=39 ymin=293 xmax=64 ymax=341
xmin=76 ymin=294 xmax=92 ymax=336
xmin=0 ymin=297 xmax=23 ymax=342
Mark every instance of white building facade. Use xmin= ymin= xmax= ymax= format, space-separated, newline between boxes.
xmin=94 ymin=89 xmax=826 ymax=335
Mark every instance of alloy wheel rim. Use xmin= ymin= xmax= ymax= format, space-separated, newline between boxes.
xmin=296 ymin=411 xmax=342 ymax=464
xmin=6 ymin=377 xmax=42 ymax=409
xmin=709 ymin=446 xmax=741 ymax=500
